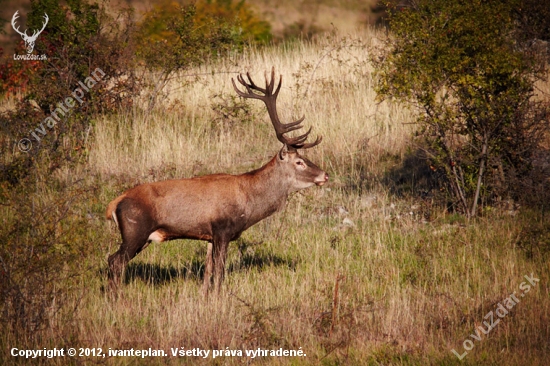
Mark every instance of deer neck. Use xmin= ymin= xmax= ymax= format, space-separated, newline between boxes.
xmin=243 ymin=155 xmax=292 ymax=224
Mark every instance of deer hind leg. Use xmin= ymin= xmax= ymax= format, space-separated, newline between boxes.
xmin=108 ymin=238 xmax=148 ymax=291
xmin=108 ymin=201 xmax=153 ymax=291
xmin=108 ymin=236 xmax=151 ymax=291
xmin=202 ymin=242 xmax=214 ymax=297
xmin=108 ymin=249 xmax=128 ymax=292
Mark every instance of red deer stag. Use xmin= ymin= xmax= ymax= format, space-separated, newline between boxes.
xmin=106 ymin=68 xmax=328 ymax=294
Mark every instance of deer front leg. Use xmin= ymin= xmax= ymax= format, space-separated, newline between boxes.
xmin=212 ymin=239 xmax=229 ymax=294
xmin=202 ymin=242 xmax=213 ymax=296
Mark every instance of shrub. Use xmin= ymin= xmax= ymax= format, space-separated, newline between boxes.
xmin=0 ymin=177 xmax=96 ymax=341
xmin=374 ymin=0 xmax=550 ymax=217
xmin=0 ymin=0 xmax=136 ymax=344
xmin=135 ymin=0 xmax=271 ymax=108
xmin=0 ymin=0 xmax=138 ymax=178
xmin=196 ymin=0 xmax=272 ymax=44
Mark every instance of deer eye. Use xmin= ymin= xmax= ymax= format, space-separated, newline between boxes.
xmin=296 ymin=160 xmax=305 ymax=167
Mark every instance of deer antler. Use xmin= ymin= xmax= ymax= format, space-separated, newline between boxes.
xmin=232 ymin=67 xmax=322 ymax=150
xmin=31 ymin=13 xmax=49 ymax=39
xmin=11 ymin=12 xmax=48 ymax=40
xmin=11 ymin=11 xmax=27 ymax=38
xmin=11 ymin=11 xmax=48 ymax=54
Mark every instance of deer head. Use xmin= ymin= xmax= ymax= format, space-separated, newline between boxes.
xmin=232 ymin=68 xmax=327 ymax=190
xmin=12 ymin=11 xmax=49 ymax=54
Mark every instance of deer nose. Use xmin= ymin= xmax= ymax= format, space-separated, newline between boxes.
xmin=315 ymin=172 xmax=329 ymax=186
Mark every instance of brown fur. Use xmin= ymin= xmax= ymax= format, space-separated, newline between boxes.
xmin=107 ymin=68 xmax=328 ymax=295
xmin=106 ymin=149 xmax=328 ymax=294
xmin=105 ymin=194 xmax=126 ymax=222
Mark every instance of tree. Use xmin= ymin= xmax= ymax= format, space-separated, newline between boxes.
xmin=374 ymin=0 xmax=550 ymax=217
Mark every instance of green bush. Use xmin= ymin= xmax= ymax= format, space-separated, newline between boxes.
xmin=0 ymin=0 xmax=137 ymax=166
xmin=196 ymin=0 xmax=272 ymax=44
xmin=0 ymin=178 xmax=96 ymax=339
xmin=135 ymin=0 xmax=271 ymax=109
xmin=374 ymin=0 xmax=550 ymax=217
xmin=0 ymin=0 xmax=136 ymax=343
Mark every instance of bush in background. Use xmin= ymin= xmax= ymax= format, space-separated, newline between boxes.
xmin=0 ymin=0 xmax=137 ymax=345
xmin=0 ymin=0 xmax=138 ymax=176
xmin=135 ymin=0 xmax=271 ymax=108
xmin=374 ymin=0 xmax=550 ymax=217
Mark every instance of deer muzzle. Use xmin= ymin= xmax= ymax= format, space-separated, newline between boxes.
xmin=315 ymin=172 xmax=329 ymax=186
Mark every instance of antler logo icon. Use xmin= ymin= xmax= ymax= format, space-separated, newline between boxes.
xmin=11 ymin=11 xmax=49 ymax=54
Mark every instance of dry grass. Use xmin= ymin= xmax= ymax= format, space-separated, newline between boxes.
xmin=90 ymin=29 xmax=412 ymax=181
xmin=2 ymin=27 xmax=549 ymax=365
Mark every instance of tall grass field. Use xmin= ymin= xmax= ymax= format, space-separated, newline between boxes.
xmin=1 ymin=21 xmax=549 ymax=366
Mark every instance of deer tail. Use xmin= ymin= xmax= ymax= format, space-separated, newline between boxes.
xmin=105 ymin=194 xmax=126 ymax=227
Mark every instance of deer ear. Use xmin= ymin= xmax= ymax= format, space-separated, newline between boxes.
xmin=279 ymin=145 xmax=289 ymax=160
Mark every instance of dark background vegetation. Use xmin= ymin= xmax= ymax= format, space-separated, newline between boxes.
xmin=374 ymin=0 xmax=550 ymax=217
